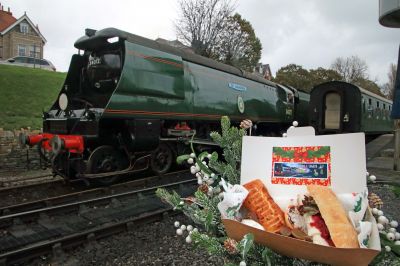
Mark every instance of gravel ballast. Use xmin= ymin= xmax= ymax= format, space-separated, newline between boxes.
xmin=22 ymin=183 xmax=398 ymax=266
xmin=31 ymin=214 xmax=224 ymax=266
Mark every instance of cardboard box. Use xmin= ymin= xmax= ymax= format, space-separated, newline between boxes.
xmin=224 ymin=127 xmax=381 ymax=265
xmin=222 ymin=210 xmax=380 ymax=266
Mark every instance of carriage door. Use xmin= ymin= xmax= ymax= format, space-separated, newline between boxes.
xmin=324 ymin=92 xmax=341 ymax=129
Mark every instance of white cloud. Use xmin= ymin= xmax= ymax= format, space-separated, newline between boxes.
xmin=1 ymin=0 xmax=398 ymax=84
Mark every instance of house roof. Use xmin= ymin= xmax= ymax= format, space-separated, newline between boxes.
xmin=1 ymin=13 xmax=46 ymax=43
xmin=0 ymin=9 xmax=16 ymax=32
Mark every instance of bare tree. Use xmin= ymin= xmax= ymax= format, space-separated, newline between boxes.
xmin=331 ymin=55 xmax=369 ymax=82
xmin=382 ymin=63 xmax=397 ymax=99
xmin=175 ymin=0 xmax=235 ymax=57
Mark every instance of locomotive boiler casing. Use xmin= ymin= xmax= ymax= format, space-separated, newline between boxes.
xmin=103 ymin=40 xmax=295 ymax=132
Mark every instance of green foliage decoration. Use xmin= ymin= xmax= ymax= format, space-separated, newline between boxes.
xmin=157 ymin=116 xmax=278 ymax=265
xmin=272 ymin=147 xmax=295 ymax=159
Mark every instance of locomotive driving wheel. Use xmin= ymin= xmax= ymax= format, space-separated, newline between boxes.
xmin=87 ymin=145 xmax=129 ymax=185
xmin=150 ymin=143 xmax=174 ymax=175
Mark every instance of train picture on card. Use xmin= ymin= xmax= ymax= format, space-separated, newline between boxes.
xmin=271 ymin=146 xmax=331 ymax=186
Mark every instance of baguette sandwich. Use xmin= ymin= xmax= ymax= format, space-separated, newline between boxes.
xmin=285 ymin=185 xmax=359 ymax=248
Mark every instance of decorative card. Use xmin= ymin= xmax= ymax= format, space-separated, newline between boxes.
xmin=240 ymin=127 xmax=366 ymax=210
xmin=271 ymin=146 xmax=331 ymax=186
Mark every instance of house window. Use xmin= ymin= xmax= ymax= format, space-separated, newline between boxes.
xmin=29 ymin=45 xmax=40 ymax=58
xmin=20 ymin=23 xmax=29 ymax=34
xmin=18 ymin=44 xmax=26 ymax=56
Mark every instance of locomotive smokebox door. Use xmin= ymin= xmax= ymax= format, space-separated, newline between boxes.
xmin=127 ymin=119 xmax=161 ymax=151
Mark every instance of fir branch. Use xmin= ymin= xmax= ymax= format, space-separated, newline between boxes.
xmin=191 ymin=231 xmax=225 ymax=256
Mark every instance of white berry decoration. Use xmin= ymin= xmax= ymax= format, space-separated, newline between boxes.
xmin=282 ymin=133 xmax=288 ymax=137
xmin=292 ymin=121 xmax=299 ymax=127
xmin=395 ymin=232 xmax=400 ymax=240
xmin=190 ymin=166 xmax=197 ymax=174
xmin=190 ymin=153 xmax=195 ymax=158
xmin=187 ymin=158 xmax=194 ymax=164
xmin=187 ymin=225 xmax=193 ymax=232
xmin=185 ymin=235 xmax=192 ymax=243
xmin=207 ymin=153 xmax=212 ymax=159
xmin=378 ymin=216 xmax=387 ymax=224
xmin=377 ymin=224 xmax=384 ymax=231
xmin=395 ymin=241 xmax=400 ymax=245
xmin=176 ymin=228 xmax=183 ymax=236
xmin=180 ymin=224 xmax=187 ymax=231
xmin=369 ymin=175 xmax=376 ymax=182
xmin=389 ymin=228 xmax=397 ymax=233
xmin=366 ymin=171 xmax=369 ymax=177
xmin=377 ymin=210 xmax=384 ymax=216
xmin=385 ymin=246 xmax=391 ymax=252
xmin=390 ymin=220 xmax=399 ymax=228
xmin=174 ymin=221 xmax=180 ymax=228
xmin=387 ymin=232 xmax=395 ymax=241
xmin=239 ymin=261 xmax=247 ymax=266
xmin=193 ymin=228 xmax=199 ymax=233
xmin=372 ymin=208 xmax=379 ymax=215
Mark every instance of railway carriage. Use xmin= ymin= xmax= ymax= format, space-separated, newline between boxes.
xmin=21 ymin=28 xmax=307 ymax=184
xmin=309 ymin=81 xmax=393 ymax=135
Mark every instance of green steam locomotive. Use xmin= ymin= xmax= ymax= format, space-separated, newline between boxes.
xmin=21 ymin=28 xmax=309 ymax=185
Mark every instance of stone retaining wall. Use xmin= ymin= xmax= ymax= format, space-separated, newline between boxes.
xmin=0 ymin=128 xmax=43 ymax=173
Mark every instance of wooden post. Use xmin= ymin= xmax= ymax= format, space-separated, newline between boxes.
xmin=395 ymin=120 xmax=400 ymax=171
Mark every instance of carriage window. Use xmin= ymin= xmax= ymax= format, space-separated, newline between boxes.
xmin=368 ymin=98 xmax=372 ymax=105
xmin=376 ymin=102 xmax=380 ymax=108
xmin=389 ymin=105 xmax=391 ymax=111
xmin=383 ymin=103 xmax=386 ymax=110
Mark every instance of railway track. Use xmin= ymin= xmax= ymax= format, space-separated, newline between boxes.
xmin=0 ymin=170 xmax=190 ymax=216
xmin=0 ymin=172 xmax=197 ymax=265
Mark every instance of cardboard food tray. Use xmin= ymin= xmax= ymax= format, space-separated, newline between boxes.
xmin=222 ymin=217 xmax=380 ymax=266
xmin=229 ymin=128 xmax=381 ymax=265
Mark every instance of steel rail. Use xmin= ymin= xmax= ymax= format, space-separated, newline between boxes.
xmin=0 ymin=169 xmax=189 ymax=216
xmin=0 ymin=178 xmax=195 ymax=223
xmin=0 ymin=208 xmax=173 ymax=265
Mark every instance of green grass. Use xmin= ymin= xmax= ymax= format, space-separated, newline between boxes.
xmin=0 ymin=65 xmax=66 ymax=130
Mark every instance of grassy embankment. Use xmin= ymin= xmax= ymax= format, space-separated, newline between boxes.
xmin=0 ymin=65 xmax=66 ymax=130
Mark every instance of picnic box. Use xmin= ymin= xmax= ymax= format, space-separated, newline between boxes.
xmin=223 ymin=127 xmax=381 ymax=266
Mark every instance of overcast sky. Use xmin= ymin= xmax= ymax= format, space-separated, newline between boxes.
xmin=2 ymin=0 xmax=399 ymax=85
